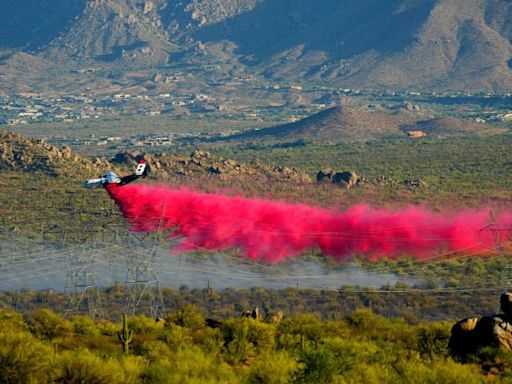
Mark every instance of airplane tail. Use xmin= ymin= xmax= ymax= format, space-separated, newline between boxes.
xmin=135 ymin=159 xmax=150 ymax=177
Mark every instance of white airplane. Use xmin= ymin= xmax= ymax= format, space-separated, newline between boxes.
xmin=83 ymin=159 xmax=150 ymax=188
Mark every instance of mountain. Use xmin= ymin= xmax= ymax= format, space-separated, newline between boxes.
xmin=0 ymin=0 xmax=511 ymax=92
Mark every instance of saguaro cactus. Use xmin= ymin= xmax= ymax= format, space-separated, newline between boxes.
xmin=118 ymin=314 xmax=133 ymax=353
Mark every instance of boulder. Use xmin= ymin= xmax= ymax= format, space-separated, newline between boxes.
xmin=449 ymin=293 xmax=512 ymax=358
xmin=265 ymin=311 xmax=284 ymax=324
xmin=317 ymin=168 xmax=333 ymax=182
xmin=333 ymin=171 xmax=359 ymax=188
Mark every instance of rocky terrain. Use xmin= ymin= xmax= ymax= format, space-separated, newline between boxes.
xmin=1 ymin=0 xmax=512 ymax=93
xmin=0 ymin=131 xmax=112 ymax=178
xmin=0 ymin=130 xmax=312 ymax=185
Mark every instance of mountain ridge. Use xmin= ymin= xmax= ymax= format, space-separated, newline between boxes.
xmin=0 ymin=0 xmax=511 ymax=92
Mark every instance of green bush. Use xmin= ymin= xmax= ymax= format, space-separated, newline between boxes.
xmin=0 ymin=329 xmax=52 ymax=384
xmin=70 ymin=315 xmax=100 ymax=336
xmin=27 ymin=309 xmax=71 ymax=340
xmin=167 ymin=304 xmax=205 ymax=331
xmin=222 ymin=318 xmax=275 ymax=363
xmin=295 ymin=348 xmax=339 ymax=384
xmin=53 ymin=349 xmax=127 ymax=384
xmin=127 ymin=315 xmax=163 ymax=334
xmin=391 ymin=357 xmax=484 ymax=384
xmin=278 ymin=313 xmax=324 ymax=351
xmin=160 ymin=324 xmax=194 ymax=351
xmin=141 ymin=345 xmax=237 ymax=384
xmin=246 ymin=351 xmax=298 ymax=384
xmin=416 ymin=323 xmax=451 ymax=359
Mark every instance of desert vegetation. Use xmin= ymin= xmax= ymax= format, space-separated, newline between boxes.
xmin=0 ymin=305 xmax=505 ymax=383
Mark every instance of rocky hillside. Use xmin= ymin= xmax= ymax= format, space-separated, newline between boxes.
xmin=0 ymin=0 xmax=511 ymax=92
xmin=0 ymin=130 xmax=312 ymax=184
xmin=0 ymin=130 xmax=113 ymax=177
xmin=112 ymin=149 xmax=313 ymax=184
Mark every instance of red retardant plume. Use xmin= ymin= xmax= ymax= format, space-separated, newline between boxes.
xmin=106 ymin=184 xmax=512 ymax=263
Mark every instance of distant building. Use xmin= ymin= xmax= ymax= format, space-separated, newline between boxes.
xmin=407 ymin=130 xmax=426 ymax=138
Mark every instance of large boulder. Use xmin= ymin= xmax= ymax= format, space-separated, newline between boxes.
xmin=333 ymin=171 xmax=359 ymax=188
xmin=317 ymin=168 xmax=333 ymax=182
xmin=316 ymin=169 xmax=359 ymax=188
xmin=449 ymin=293 xmax=512 ymax=358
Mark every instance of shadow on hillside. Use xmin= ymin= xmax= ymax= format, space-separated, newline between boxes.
xmin=194 ymin=0 xmax=436 ymax=63
xmin=0 ymin=0 xmax=87 ymax=50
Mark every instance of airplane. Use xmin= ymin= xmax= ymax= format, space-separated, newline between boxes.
xmin=83 ymin=159 xmax=150 ymax=188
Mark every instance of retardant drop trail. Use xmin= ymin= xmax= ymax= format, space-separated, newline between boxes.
xmin=106 ymin=184 xmax=512 ymax=263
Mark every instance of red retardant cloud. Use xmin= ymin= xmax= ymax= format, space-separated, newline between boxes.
xmin=106 ymin=184 xmax=511 ymax=263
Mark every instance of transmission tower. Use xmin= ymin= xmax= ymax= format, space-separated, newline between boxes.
xmin=480 ymin=211 xmax=512 ymax=252
xmin=122 ymin=222 xmax=166 ymax=319
xmin=62 ymin=227 xmax=104 ymax=319
xmin=480 ymin=212 xmax=512 ymax=289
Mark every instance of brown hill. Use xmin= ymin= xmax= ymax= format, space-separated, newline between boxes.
xmin=229 ymin=106 xmax=416 ymax=142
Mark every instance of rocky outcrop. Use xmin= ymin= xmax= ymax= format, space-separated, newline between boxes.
xmin=112 ymin=149 xmax=313 ymax=184
xmin=449 ymin=293 xmax=512 ymax=358
xmin=316 ymin=168 xmax=429 ymax=190
xmin=316 ymin=168 xmax=359 ymax=188
xmin=0 ymin=130 xmax=112 ymax=177
xmin=332 ymin=171 xmax=359 ymax=188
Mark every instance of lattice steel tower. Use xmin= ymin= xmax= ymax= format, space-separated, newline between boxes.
xmin=123 ymin=229 xmax=166 ymax=319
xmin=62 ymin=227 xmax=104 ymax=319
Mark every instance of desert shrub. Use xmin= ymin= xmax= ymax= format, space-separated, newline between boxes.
xmin=139 ymin=340 xmax=173 ymax=363
xmin=321 ymin=337 xmax=379 ymax=373
xmin=53 ymin=349 xmax=126 ymax=384
xmin=191 ymin=326 xmax=224 ymax=355
xmin=141 ymin=345 xmax=237 ymax=384
xmin=416 ymin=323 xmax=451 ymax=359
xmin=127 ymin=315 xmax=163 ymax=334
xmin=95 ymin=319 xmax=119 ymax=336
xmin=343 ymin=362 xmax=395 ymax=384
xmin=222 ymin=318 xmax=254 ymax=363
xmin=295 ymin=347 xmax=339 ymax=384
xmin=345 ymin=309 xmax=416 ymax=346
xmin=0 ymin=329 xmax=52 ymax=384
xmin=246 ymin=351 xmax=298 ymax=384
xmin=70 ymin=315 xmax=100 ymax=336
xmin=278 ymin=313 xmax=324 ymax=351
xmin=119 ymin=355 xmax=146 ymax=384
xmin=222 ymin=318 xmax=275 ymax=363
xmin=391 ymin=356 xmax=484 ymax=384
xmin=0 ymin=309 xmax=27 ymax=332
xmin=167 ymin=304 xmax=205 ymax=331
xmin=160 ymin=324 xmax=194 ymax=351
xmin=27 ymin=308 xmax=71 ymax=340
